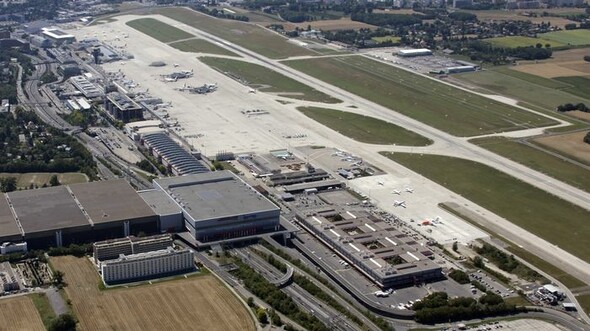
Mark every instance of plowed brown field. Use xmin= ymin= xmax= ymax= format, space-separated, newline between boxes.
xmin=52 ymin=256 xmax=254 ymax=331
xmin=0 ymin=296 xmax=45 ymax=331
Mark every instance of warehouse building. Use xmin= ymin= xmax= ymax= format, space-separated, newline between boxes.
xmin=152 ymin=171 xmax=281 ymax=244
xmin=0 ymin=179 xmax=159 ymax=249
xmin=397 ymin=48 xmax=432 ymax=57
xmin=104 ymin=92 xmax=143 ymax=122
xmin=141 ymin=132 xmax=209 ymax=175
xmin=100 ymin=247 xmax=194 ymax=285
xmin=93 ymin=234 xmax=173 ymax=263
xmin=70 ymin=75 xmax=102 ymax=98
xmin=296 ymin=211 xmax=442 ymax=288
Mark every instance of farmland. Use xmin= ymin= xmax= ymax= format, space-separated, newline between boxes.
xmin=511 ymin=48 xmax=590 ymax=78
xmin=381 ymin=152 xmax=590 ymax=263
xmin=533 ymin=131 xmax=590 ymax=166
xmin=282 ymin=18 xmax=376 ymax=31
xmin=169 ymin=39 xmax=240 ymax=57
xmin=154 ymin=7 xmax=316 ymax=59
xmin=285 ymin=56 xmax=557 ymax=136
xmin=126 ymin=18 xmax=193 ymax=43
xmin=297 ymin=107 xmax=432 ymax=145
xmin=200 ymin=57 xmax=341 ymax=103
xmin=462 ymin=9 xmax=581 ymax=29
xmin=470 ymin=137 xmax=590 ymax=192
xmin=0 ymin=172 xmax=88 ymax=189
xmin=484 ymin=30 xmax=590 ymax=49
xmin=51 ymin=256 xmax=254 ymax=331
xmin=483 ymin=36 xmax=566 ymax=48
xmin=0 ymin=296 xmax=45 ymax=331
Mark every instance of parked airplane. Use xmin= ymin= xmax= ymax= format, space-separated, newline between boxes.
xmin=163 ymin=76 xmax=177 ymax=83
xmin=374 ymin=288 xmax=394 ymax=297
xmin=392 ymin=190 xmax=401 ymax=195
xmin=248 ymin=88 xmax=257 ymax=93
xmin=393 ymin=200 xmax=406 ymax=208
xmin=405 ymin=187 xmax=414 ymax=193
xmin=173 ymin=63 xmax=180 ymax=67
xmin=377 ymin=181 xmax=384 ymax=186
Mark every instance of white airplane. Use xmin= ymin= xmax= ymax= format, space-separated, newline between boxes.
xmin=377 ymin=181 xmax=384 ymax=186
xmin=392 ymin=189 xmax=401 ymax=195
xmin=163 ymin=76 xmax=177 ymax=83
xmin=173 ymin=63 xmax=180 ymax=67
xmin=393 ymin=200 xmax=406 ymax=208
xmin=405 ymin=187 xmax=414 ymax=193
xmin=248 ymin=88 xmax=257 ymax=93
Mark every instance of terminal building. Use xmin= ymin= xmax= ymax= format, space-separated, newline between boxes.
xmin=151 ymin=171 xmax=281 ymax=244
xmin=141 ymin=132 xmax=209 ymax=175
xmin=296 ymin=211 xmax=442 ymax=288
xmin=70 ymin=75 xmax=102 ymax=99
xmin=104 ymin=92 xmax=143 ymax=122
xmin=100 ymin=247 xmax=194 ymax=285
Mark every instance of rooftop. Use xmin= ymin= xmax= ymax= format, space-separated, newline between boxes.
xmin=154 ymin=171 xmax=279 ymax=222
xmin=138 ymin=189 xmax=182 ymax=216
xmin=69 ymin=179 xmax=157 ymax=224
xmin=8 ymin=186 xmax=89 ymax=233
xmin=142 ymin=133 xmax=209 ymax=175
xmin=0 ymin=195 xmax=20 ymax=237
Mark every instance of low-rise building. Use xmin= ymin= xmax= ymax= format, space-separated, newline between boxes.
xmin=104 ymin=92 xmax=143 ymax=122
xmin=93 ymin=234 xmax=173 ymax=263
xmin=0 ymin=261 xmax=19 ymax=291
xmin=70 ymin=75 xmax=102 ymax=99
xmin=0 ymin=242 xmax=27 ymax=254
xmin=100 ymin=247 xmax=194 ymax=285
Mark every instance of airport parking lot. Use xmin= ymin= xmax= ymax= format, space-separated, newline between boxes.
xmin=364 ymin=48 xmax=477 ymax=74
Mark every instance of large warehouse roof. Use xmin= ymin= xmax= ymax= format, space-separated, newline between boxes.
xmin=154 ymin=171 xmax=279 ymax=222
xmin=8 ymin=186 xmax=89 ymax=233
xmin=138 ymin=189 xmax=182 ymax=217
xmin=0 ymin=197 xmax=21 ymax=237
xmin=142 ymin=133 xmax=209 ymax=175
xmin=69 ymin=179 xmax=157 ymax=224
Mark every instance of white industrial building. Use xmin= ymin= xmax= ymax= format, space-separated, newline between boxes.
xmin=100 ymin=247 xmax=195 ymax=284
xmin=397 ymin=48 xmax=433 ymax=57
xmin=0 ymin=242 xmax=27 ymax=255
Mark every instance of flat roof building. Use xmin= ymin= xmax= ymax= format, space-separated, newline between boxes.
xmin=93 ymin=234 xmax=173 ymax=263
xmin=104 ymin=92 xmax=143 ymax=123
xmin=397 ymin=48 xmax=432 ymax=57
xmin=41 ymin=28 xmax=75 ymax=44
xmin=153 ymin=171 xmax=281 ymax=243
xmin=70 ymin=75 xmax=102 ymax=99
xmin=141 ymin=132 xmax=208 ymax=175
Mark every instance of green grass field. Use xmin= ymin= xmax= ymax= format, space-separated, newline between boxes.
xmin=0 ymin=172 xmax=89 ymax=189
xmin=126 ymin=18 xmax=194 ymax=43
xmin=382 ymin=152 xmax=590 ymax=263
xmin=553 ymin=76 xmax=590 ymax=99
xmin=154 ymin=7 xmax=316 ymax=59
xmin=576 ymin=294 xmax=590 ymax=316
xmin=455 ymin=68 xmax=590 ymax=112
xmin=371 ymin=36 xmax=400 ymax=43
xmin=483 ymin=36 xmax=566 ymax=48
xmin=471 ymin=137 xmax=590 ymax=193
xmin=169 ymin=39 xmax=239 ymax=57
xmin=199 ymin=57 xmax=340 ymax=103
xmin=30 ymin=293 xmax=57 ymax=329
xmin=285 ymin=56 xmax=556 ymax=136
xmin=297 ymin=107 xmax=432 ymax=146
xmin=540 ymin=29 xmax=590 ymax=47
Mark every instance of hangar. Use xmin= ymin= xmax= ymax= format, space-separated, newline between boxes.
xmin=0 ymin=179 xmax=158 ymax=249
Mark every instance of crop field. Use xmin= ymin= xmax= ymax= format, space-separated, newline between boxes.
xmin=200 ymin=57 xmax=340 ymax=103
xmin=553 ymin=76 xmax=590 ymax=99
xmin=297 ymin=107 xmax=432 ymax=146
xmin=533 ymin=131 xmax=590 ymax=166
xmin=51 ymin=256 xmax=254 ymax=331
xmin=382 ymin=152 xmax=590 ymax=263
xmin=471 ymin=137 xmax=590 ymax=192
xmin=169 ymin=39 xmax=239 ymax=57
xmin=540 ymin=29 xmax=590 ymax=47
xmin=371 ymin=36 xmax=401 ymax=43
xmin=512 ymin=48 xmax=590 ymax=78
xmin=454 ymin=68 xmax=590 ymax=112
xmin=283 ymin=18 xmax=376 ymax=31
xmin=126 ymin=18 xmax=194 ymax=43
xmin=0 ymin=296 xmax=45 ymax=331
xmin=462 ymin=9 xmax=580 ymax=29
xmin=0 ymin=172 xmax=88 ymax=189
xmin=154 ymin=7 xmax=316 ymax=59
xmin=483 ymin=36 xmax=566 ymax=48
xmin=285 ymin=56 xmax=556 ymax=136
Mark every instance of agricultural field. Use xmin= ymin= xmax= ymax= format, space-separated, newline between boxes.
xmin=462 ymin=9 xmax=581 ymax=29
xmin=0 ymin=296 xmax=45 ymax=331
xmin=154 ymin=7 xmax=316 ymax=59
xmin=199 ymin=57 xmax=340 ymax=103
xmin=483 ymin=36 xmax=566 ymax=48
xmin=169 ymin=39 xmax=240 ymax=57
xmin=540 ymin=29 xmax=590 ymax=47
xmin=282 ymin=18 xmax=376 ymax=31
xmin=553 ymin=76 xmax=590 ymax=99
xmin=297 ymin=106 xmax=432 ymax=146
xmin=382 ymin=152 xmax=590 ymax=263
xmin=371 ymin=36 xmax=401 ymax=43
xmin=512 ymin=48 xmax=590 ymax=78
xmin=470 ymin=137 xmax=590 ymax=192
xmin=0 ymin=172 xmax=88 ymax=189
xmin=285 ymin=56 xmax=557 ymax=136
xmin=533 ymin=131 xmax=590 ymax=166
xmin=126 ymin=18 xmax=193 ymax=43
xmin=51 ymin=256 xmax=254 ymax=331
xmin=453 ymin=67 xmax=590 ymax=113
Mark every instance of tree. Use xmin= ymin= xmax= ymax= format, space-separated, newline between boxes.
xmin=0 ymin=177 xmax=17 ymax=192
xmin=256 ymin=307 xmax=268 ymax=324
xmin=452 ymin=241 xmax=458 ymax=252
xmin=49 ymin=174 xmax=60 ymax=187
xmin=247 ymin=297 xmax=255 ymax=307
xmin=585 ymin=55 xmax=590 ymax=62
xmin=473 ymin=256 xmax=485 ymax=268
xmin=584 ymin=132 xmax=590 ymax=144
xmin=48 ymin=313 xmax=76 ymax=331
xmin=53 ymin=270 xmax=65 ymax=287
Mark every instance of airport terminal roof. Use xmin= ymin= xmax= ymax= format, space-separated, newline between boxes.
xmin=142 ymin=133 xmax=209 ymax=175
xmin=138 ymin=189 xmax=182 ymax=216
xmin=0 ymin=196 xmax=21 ymax=237
xmin=69 ymin=179 xmax=157 ymax=224
xmin=8 ymin=186 xmax=89 ymax=233
xmin=154 ymin=171 xmax=279 ymax=222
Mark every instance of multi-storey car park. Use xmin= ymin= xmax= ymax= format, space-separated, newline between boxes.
xmin=296 ymin=211 xmax=443 ymax=289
